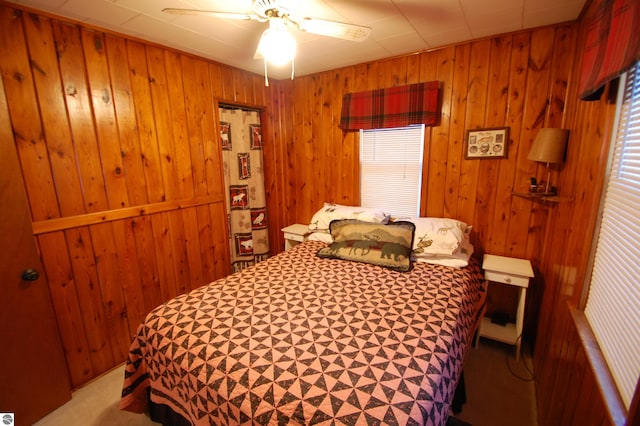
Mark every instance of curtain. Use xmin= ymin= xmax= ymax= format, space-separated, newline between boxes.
xmin=339 ymin=81 xmax=439 ymax=130
xmin=219 ymin=107 xmax=269 ymax=272
xmin=579 ymin=0 xmax=640 ymax=100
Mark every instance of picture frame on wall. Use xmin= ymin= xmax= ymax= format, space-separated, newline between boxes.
xmin=464 ymin=127 xmax=509 ymax=159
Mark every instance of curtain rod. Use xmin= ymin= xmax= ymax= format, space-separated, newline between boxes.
xmin=219 ymin=103 xmax=263 ymax=113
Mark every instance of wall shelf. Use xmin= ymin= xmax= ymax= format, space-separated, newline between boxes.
xmin=512 ymin=192 xmax=563 ymax=203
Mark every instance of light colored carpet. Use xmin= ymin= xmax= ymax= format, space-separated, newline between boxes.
xmin=457 ymin=338 xmax=538 ymax=426
xmin=34 ymin=365 xmax=159 ymax=426
xmin=35 ymin=338 xmax=537 ymax=426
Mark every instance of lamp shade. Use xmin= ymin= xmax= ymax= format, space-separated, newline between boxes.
xmin=528 ymin=128 xmax=569 ymax=164
xmin=257 ymin=18 xmax=296 ymax=66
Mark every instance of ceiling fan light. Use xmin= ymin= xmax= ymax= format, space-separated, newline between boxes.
xmin=258 ymin=20 xmax=296 ymax=66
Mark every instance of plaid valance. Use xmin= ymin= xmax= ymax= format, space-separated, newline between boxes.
xmin=579 ymin=0 xmax=640 ymax=100
xmin=339 ymin=81 xmax=439 ymax=130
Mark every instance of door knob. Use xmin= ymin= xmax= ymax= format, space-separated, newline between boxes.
xmin=21 ymin=268 xmax=40 ymax=281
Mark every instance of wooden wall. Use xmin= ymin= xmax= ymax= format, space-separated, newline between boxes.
xmin=1 ymin=4 xmax=630 ymax=423
xmin=267 ymin=24 xmax=578 ymax=252
xmin=0 ymin=0 xmax=579 ymax=389
xmin=265 ymin=25 xmax=579 ymax=341
xmin=533 ymin=72 xmax=619 ymax=426
xmin=532 ymin=0 xmax=639 ymax=423
xmin=264 ymin=7 xmax=634 ymax=423
xmin=0 ymin=4 xmax=271 ymax=387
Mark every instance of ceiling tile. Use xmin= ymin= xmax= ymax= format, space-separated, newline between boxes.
xmin=376 ymin=32 xmax=428 ymax=56
xmin=423 ymin=27 xmax=475 ymax=49
xmin=466 ymin=7 xmax=524 ymax=38
xmin=177 ymin=0 xmax=254 ymax=12
xmin=322 ymin=0 xmax=396 ymax=24
xmin=60 ymin=0 xmax=138 ymax=25
xmin=3 ymin=0 xmax=586 ymax=80
xmin=523 ymin=0 xmax=586 ymax=27
xmin=104 ymin=0 xmax=183 ymax=21
xmin=460 ymin=0 xmax=524 ymax=17
xmin=10 ymin=0 xmax=67 ymax=10
xmin=168 ymin=13 xmax=260 ymax=42
xmin=292 ymin=0 xmax=350 ymax=21
xmin=402 ymin=1 xmax=469 ymax=40
xmin=368 ymin=15 xmax=420 ymax=40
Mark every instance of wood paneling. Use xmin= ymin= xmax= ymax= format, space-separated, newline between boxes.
xmin=0 ymin=64 xmax=72 ymax=425
xmin=1 ymin=4 xmax=633 ymax=424
xmin=263 ymin=13 xmax=631 ymax=423
xmin=264 ymin=26 xmax=579 ymax=331
xmin=0 ymin=0 xmax=580 ymax=388
xmin=267 ymin=28 xmax=574 ymax=254
xmin=0 ymin=4 xmax=270 ymax=387
xmin=531 ymin=0 xmax=632 ymax=423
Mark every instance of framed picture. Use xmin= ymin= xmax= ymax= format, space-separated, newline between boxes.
xmin=220 ymin=122 xmax=232 ymax=150
xmin=465 ymin=127 xmax=509 ymax=159
xmin=249 ymin=124 xmax=263 ymax=149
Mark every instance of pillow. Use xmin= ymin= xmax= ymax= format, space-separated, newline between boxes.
xmin=414 ymin=237 xmax=474 ymax=268
xmin=307 ymin=231 xmax=333 ymax=244
xmin=316 ymin=219 xmax=415 ymax=272
xmin=309 ymin=203 xmax=389 ymax=233
xmin=395 ymin=216 xmax=471 ymax=255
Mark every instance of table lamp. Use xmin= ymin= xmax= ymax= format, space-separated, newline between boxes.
xmin=528 ymin=128 xmax=569 ymax=194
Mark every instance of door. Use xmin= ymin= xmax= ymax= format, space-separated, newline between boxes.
xmin=0 ymin=73 xmax=71 ymax=424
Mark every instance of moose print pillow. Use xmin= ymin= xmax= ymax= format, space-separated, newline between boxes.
xmin=316 ymin=219 xmax=415 ymax=272
xmin=394 ymin=217 xmax=471 ymax=256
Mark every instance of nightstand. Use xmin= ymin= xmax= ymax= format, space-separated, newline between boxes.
xmin=476 ymin=254 xmax=534 ymax=361
xmin=281 ymin=224 xmax=310 ymax=250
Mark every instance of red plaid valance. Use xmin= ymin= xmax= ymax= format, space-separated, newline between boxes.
xmin=579 ymin=0 xmax=640 ymax=100
xmin=339 ymin=81 xmax=439 ymax=130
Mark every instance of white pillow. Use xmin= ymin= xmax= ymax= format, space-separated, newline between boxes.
xmin=396 ymin=216 xmax=471 ymax=255
xmin=414 ymin=237 xmax=474 ymax=268
xmin=306 ymin=231 xmax=333 ymax=244
xmin=308 ymin=203 xmax=389 ymax=232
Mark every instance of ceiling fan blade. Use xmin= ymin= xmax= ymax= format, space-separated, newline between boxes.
xmin=295 ymin=18 xmax=371 ymax=41
xmin=162 ymin=8 xmax=263 ymax=21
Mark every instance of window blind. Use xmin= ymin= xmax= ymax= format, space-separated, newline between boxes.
xmin=359 ymin=125 xmax=425 ymax=217
xmin=585 ymin=62 xmax=640 ymax=409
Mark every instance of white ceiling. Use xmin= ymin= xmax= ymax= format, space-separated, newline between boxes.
xmin=6 ymin=0 xmax=586 ymax=80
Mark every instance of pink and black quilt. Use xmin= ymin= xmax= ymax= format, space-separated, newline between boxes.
xmin=120 ymin=241 xmax=485 ymax=425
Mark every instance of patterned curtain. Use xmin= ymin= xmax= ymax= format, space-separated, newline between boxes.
xmin=339 ymin=81 xmax=439 ymax=130
xmin=219 ymin=107 xmax=269 ymax=272
xmin=579 ymin=0 xmax=640 ymax=100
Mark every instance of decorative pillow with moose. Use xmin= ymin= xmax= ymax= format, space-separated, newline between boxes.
xmin=394 ymin=216 xmax=471 ymax=256
xmin=316 ymin=219 xmax=415 ymax=272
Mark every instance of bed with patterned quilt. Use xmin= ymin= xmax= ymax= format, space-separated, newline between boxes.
xmin=120 ymin=221 xmax=486 ymax=426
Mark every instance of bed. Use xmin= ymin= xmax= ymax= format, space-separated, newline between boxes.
xmin=120 ymin=221 xmax=486 ymax=426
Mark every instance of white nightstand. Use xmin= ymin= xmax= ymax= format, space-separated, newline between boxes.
xmin=476 ymin=254 xmax=534 ymax=361
xmin=281 ymin=224 xmax=310 ymax=250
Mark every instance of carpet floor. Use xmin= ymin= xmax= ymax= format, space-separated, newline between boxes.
xmin=35 ymin=338 xmax=537 ymax=426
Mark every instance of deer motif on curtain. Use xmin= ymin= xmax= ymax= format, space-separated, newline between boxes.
xmin=219 ymin=107 xmax=269 ymax=272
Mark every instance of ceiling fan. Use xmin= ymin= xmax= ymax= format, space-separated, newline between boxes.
xmin=163 ymin=0 xmax=372 ymax=43
xmin=163 ymin=0 xmax=371 ymax=84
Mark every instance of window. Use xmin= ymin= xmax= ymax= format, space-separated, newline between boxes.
xmin=584 ymin=62 xmax=640 ymax=409
xmin=359 ymin=125 xmax=425 ymax=217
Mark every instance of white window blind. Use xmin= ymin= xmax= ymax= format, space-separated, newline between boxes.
xmin=359 ymin=125 xmax=425 ymax=217
xmin=585 ymin=62 xmax=640 ymax=409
